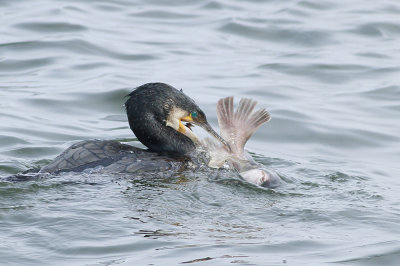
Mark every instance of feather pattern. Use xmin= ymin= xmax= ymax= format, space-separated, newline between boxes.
xmin=217 ymin=97 xmax=270 ymax=156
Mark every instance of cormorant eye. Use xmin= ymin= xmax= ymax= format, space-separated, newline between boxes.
xmin=191 ymin=111 xmax=198 ymax=119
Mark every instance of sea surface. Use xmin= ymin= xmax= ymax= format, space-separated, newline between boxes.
xmin=1 ymin=0 xmax=400 ymax=265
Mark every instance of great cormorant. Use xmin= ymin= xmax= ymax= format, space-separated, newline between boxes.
xmin=37 ymin=83 xmax=228 ymax=174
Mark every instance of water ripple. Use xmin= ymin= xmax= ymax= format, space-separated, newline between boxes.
xmin=0 ymin=57 xmax=55 ymax=73
xmin=14 ymin=22 xmax=87 ymax=33
xmin=350 ymin=22 xmax=400 ymax=38
xmin=130 ymin=10 xmax=199 ymax=19
xmin=258 ymin=63 xmax=399 ymax=83
xmin=0 ymin=39 xmax=158 ymax=61
xmin=219 ymin=22 xmax=331 ymax=46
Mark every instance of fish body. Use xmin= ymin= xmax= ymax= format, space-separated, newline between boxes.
xmin=203 ymin=97 xmax=280 ymax=188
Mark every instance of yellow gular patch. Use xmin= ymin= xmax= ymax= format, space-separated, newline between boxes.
xmin=181 ymin=114 xmax=193 ymax=122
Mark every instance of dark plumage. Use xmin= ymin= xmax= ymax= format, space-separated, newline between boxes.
xmin=125 ymin=83 xmax=205 ymax=154
xmin=14 ymin=83 xmax=227 ymax=175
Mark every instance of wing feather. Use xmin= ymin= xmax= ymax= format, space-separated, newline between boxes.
xmin=217 ymin=97 xmax=271 ymax=155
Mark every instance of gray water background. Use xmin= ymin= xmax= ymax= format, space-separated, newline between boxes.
xmin=1 ymin=0 xmax=400 ymax=265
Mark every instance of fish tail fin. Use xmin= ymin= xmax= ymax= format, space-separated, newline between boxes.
xmin=217 ymin=97 xmax=270 ymax=154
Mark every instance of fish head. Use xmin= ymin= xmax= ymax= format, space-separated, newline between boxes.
xmin=240 ymin=168 xmax=281 ymax=188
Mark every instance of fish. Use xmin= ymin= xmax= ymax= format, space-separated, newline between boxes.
xmin=201 ymin=96 xmax=281 ymax=188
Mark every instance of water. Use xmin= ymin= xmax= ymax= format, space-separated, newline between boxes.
xmin=1 ymin=0 xmax=400 ymax=265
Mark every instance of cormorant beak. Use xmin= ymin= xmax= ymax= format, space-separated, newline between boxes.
xmin=199 ymin=122 xmax=231 ymax=152
xmin=182 ymin=114 xmax=231 ymax=152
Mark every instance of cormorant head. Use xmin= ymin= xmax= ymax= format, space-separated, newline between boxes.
xmin=125 ymin=83 xmax=229 ymax=154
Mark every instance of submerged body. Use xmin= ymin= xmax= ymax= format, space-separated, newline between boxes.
xmin=38 ymin=140 xmax=183 ymax=174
